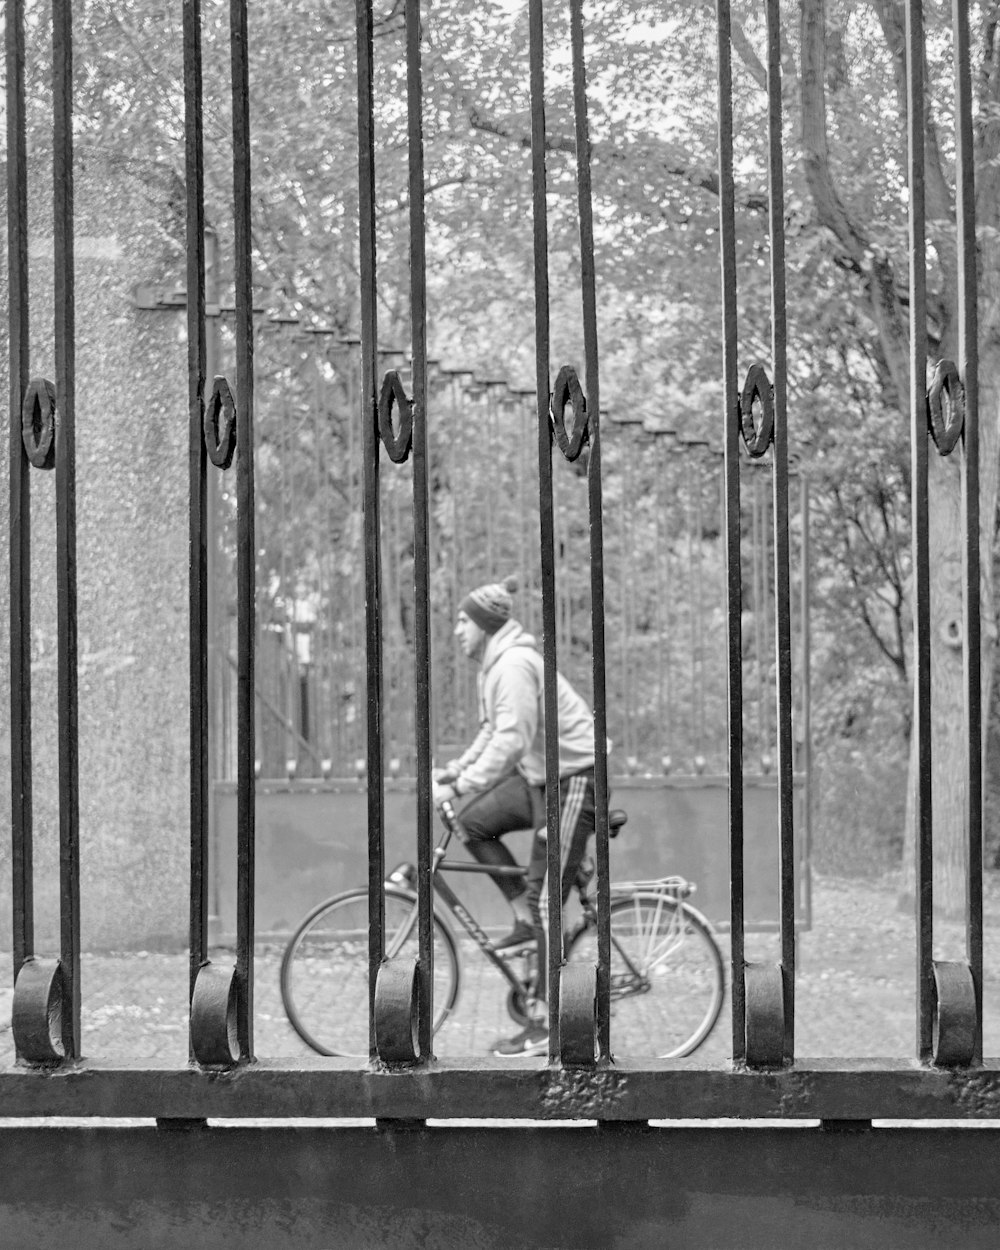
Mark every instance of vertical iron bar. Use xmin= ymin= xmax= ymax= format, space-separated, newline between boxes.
xmin=569 ymin=0 xmax=610 ymax=1059
xmin=620 ymin=448 xmax=633 ymax=763
xmin=183 ymin=0 xmax=210 ymax=1030
xmin=346 ymin=342 xmax=363 ymax=769
xmin=716 ymin=0 xmax=745 ymax=1061
xmin=231 ymin=0 xmax=255 ymax=1059
xmin=656 ymin=464 xmax=665 ymax=758
xmin=765 ymin=0 xmax=795 ymax=1059
xmin=252 ymin=346 xmax=264 ymax=781
xmin=357 ymin=0 xmax=385 ymax=1055
xmin=447 ymin=376 xmax=463 ymax=743
xmin=527 ymin=0 xmax=561 ymax=1052
xmin=7 ymin=0 xmax=32 ymax=983
xmin=695 ymin=461 xmax=706 ymax=757
xmin=205 ymin=234 xmax=222 ymax=928
xmin=53 ymin=0 xmax=81 ymax=1060
xmin=312 ymin=359 xmax=329 ymax=772
xmin=905 ymin=0 xmax=933 ymax=1062
xmin=485 ymin=387 xmax=496 ymax=572
xmin=692 ymin=461 xmax=704 ymax=759
xmin=799 ymin=474 xmax=813 ymax=928
xmin=405 ymin=0 xmax=434 ymax=1058
xmin=688 ymin=464 xmax=697 ymax=756
xmin=383 ymin=440 xmax=397 ymax=769
xmin=759 ymin=477 xmax=771 ymax=750
xmin=752 ymin=476 xmax=765 ymax=751
xmin=523 ymin=394 xmax=538 ymax=639
xmin=664 ymin=463 xmax=674 ymax=760
xmin=953 ymin=0 xmax=982 ymax=1063
xmin=517 ymin=398 xmax=528 ymax=621
xmin=279 ymin=385 xmax=293 ymax=772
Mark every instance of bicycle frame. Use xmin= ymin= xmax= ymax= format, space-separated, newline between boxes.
xmin=387 ymin=803 xmax=538 ymax=1004
xmin=404 ymin=804 xmax=714 ymax=1013
xmin=377 ymin=800 xmax=725 ymax=1045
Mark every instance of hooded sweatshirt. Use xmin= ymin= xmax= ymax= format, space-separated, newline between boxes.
xmin=451 ymin=619 xmax=596 ymax=795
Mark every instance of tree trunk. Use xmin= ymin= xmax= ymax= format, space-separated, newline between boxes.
xmin=897 ymin=5 xmax=1000 ymax=918
xmin=899 ymin=382 xmax=1000 ymax=926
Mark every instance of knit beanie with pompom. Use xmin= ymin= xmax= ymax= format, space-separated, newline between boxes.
xmin=459 ymin=575 xmax=519 ymax=634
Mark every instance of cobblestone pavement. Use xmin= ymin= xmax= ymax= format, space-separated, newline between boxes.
xmin=3 ymin=872 xmax=1000 ymax=1065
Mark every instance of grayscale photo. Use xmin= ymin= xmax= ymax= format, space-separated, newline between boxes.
xmin=1 ymin=0 xmax=999 ymax=1245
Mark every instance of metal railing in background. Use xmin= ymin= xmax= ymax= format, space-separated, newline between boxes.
xmin=188 ymin=331 xmax=805 ymax=785
xmin=134 ymin=292 xmax=807 ymax=785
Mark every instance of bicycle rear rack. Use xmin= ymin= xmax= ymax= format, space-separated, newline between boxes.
xmin=609 ymin=876 xmax=695 ymax=900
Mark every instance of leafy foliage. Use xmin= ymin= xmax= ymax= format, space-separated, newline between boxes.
xmin=10 ymin=1 xmax=1000 ymax=871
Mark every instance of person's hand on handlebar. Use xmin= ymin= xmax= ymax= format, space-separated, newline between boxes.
xmin=431 ymin=761 xmax=464 ymax=809
xmin=431 ymin=775 xmax=459 ymax=808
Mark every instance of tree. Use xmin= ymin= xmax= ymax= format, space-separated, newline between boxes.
xmin=796 ymin=0 xmax=1000 ymax=910
xmin=10 ymin=0 xmax=999 ymax=869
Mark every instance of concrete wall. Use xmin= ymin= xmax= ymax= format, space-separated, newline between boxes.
xmin=215 ymin=774 xmax=806 ymax=939
xmin=0 ymin=155 xmax=190 ymax=954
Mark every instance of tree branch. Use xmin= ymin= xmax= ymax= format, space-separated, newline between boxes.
xmin=977 ymin=3 xmax=1000 ymax=235
xmin=800 ymin=0 xmax=910 ymax=406
xmin=832 ymin=490 xmax=907 ymax=676
xmin=466 ymin=108 xmax=770 ymax=214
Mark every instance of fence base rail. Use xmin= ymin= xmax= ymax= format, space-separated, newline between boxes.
xmin=1 ymin=1058 xmax=1000 ymax=1121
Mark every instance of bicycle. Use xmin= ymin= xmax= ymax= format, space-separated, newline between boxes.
xmin=280 ymin=799 xmax=725 ymax=1059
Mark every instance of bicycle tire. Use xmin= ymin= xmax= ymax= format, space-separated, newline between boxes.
xmin=566 ymin=892 xmax=724 ymax=1058
xmin=280 ymin=885 xmax=461 ymax=1057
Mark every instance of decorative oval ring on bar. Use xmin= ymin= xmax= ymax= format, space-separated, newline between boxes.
xmin=932 ymin=959 xmax=976 ymax=1067
xmin=190 ymin=961 xmax=240 ymax=1065
xmin=744 ymin=961 xmax=785 ymax=1066
xmin=550 ymin=364 xmax=589 ymax=463
xmin=21 ymin=378 xmax=57 ymax=471
xmin=204 ymin=376 xmax=237 ymax=470
xmin=927 ymin=360 xmax=965 ymax=457
xmin=738 ymin=363 xmax=774 ymax=459
xmin=374 ymin=958 xmax=420 ymax=1063
xmin=559 ymin=961 xmax=597 ymax=1066
xmin=11 ymin=957 xmax=64 ymax=1064
xmin=378 ymin=370 xmax=414 ymax=464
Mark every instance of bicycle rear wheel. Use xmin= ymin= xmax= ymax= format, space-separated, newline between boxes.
xmin=566 ymin=892 xmax=724 ymax=1058
xmin=280 ymin=885 xmax=460 ymax=1057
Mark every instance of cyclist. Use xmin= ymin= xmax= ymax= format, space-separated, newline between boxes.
xmin=431 ymin=575 xmax=598 ymax=1056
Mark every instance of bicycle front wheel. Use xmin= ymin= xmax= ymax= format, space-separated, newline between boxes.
xmin=280 ymin=885 xmax=460 ymax=1057
xmin=566 ymin=893 xmax=724 ymax=1058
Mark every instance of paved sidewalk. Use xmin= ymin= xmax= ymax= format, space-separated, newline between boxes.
xmin=0 ymin=943 xmax=576 ymax=1065
xmin=3 ymin=873 xmax=1000 ymax=1065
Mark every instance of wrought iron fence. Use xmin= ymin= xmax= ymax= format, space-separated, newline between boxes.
xmin=1 ymin=0 xmax=990 ymax=1122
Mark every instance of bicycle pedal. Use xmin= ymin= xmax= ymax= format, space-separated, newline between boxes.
xmin=496 ymin=947 xmax=536 ymax=966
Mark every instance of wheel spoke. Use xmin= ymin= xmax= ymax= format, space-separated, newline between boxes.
xmin=567 ymin=894 xmax=724 ymax=1058
xmin=385 ymin=900 xmax=420 ymax=959
xmin=280 ymin=887 xmax=459 ymax=1057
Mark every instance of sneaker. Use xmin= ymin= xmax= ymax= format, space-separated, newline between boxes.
xmin=491 ymin=1022 xmax=549 ymax=1057
xmin=493 ymin=919 xmax=542 ymax=952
